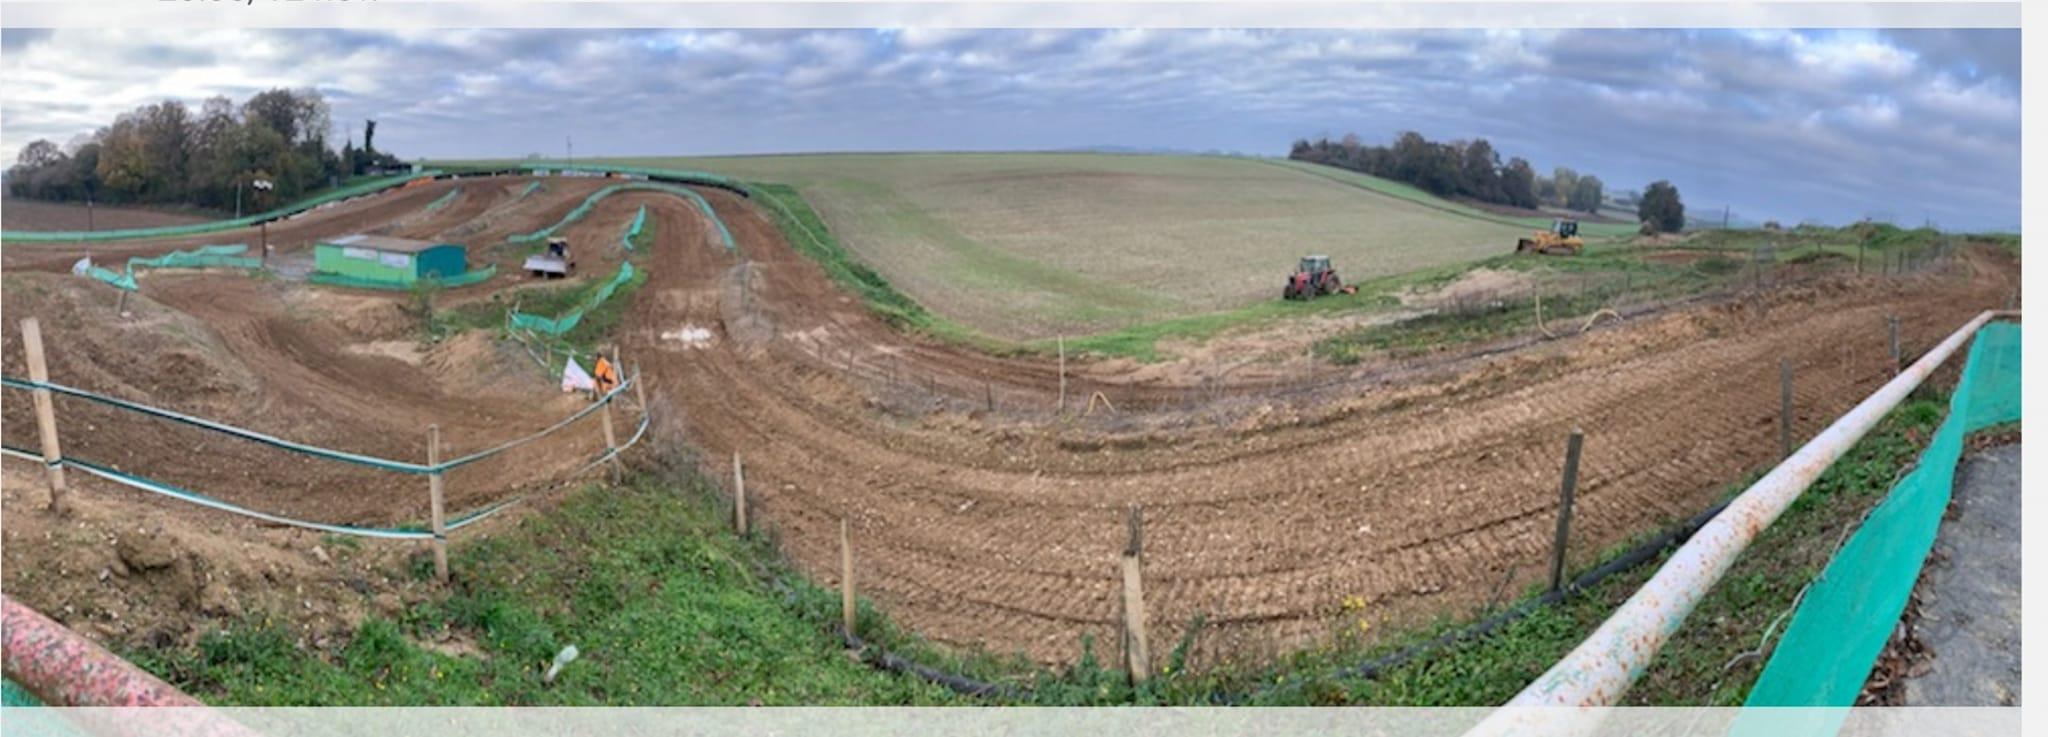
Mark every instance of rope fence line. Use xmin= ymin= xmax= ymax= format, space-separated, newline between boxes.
xmin=0 ymin=407 xmax=650 ymax=542
xmin=0 ymin=374 xmax=632 ymax=475
xmin=1 ymin=319 xmax=652 ymax=582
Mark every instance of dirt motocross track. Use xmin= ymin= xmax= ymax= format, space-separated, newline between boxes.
xmin=2 ymin=175 xmax=2020 ymax=668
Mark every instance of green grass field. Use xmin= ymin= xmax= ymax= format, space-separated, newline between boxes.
xmin=1262 ymin=159 xmax=1644 ymax=240
xmin=581 ymin=153 xmax=1532 ymax=339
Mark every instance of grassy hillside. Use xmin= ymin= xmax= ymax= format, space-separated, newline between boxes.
xmin=581 ymin=153 xmax=1531 ymax=339
xmin=131 ymin=470 xmax=965 ymax=705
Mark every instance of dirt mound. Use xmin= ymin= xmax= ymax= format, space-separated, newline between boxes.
xmin=0 ymin=272 xmax=255 ymax=416
xmin=1 ymin=463 xmax=436 ymax=652
xmin=1404 ymin=268 xmax=1535 ymax=308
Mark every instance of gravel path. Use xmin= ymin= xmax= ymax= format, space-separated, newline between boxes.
xmin=1904 ymin=442 xmax=2021 ymax=706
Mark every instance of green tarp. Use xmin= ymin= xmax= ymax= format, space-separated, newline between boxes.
xmin=1746 ymin=320 xmax=2021 ymax=707
xmin=507 ymin=261 xmax=636 ymax=336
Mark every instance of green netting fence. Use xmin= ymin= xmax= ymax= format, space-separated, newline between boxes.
xmin=621 ymin=205 xmax=648 ymax=250
xmin=1 ymin=171 xmax=437 ymax=243
xmin=3 ymin=678 xmax=42 ymax=706
xmin=1745 ymin=320 xmax=2021 ymax=707
xmin=305 ymin=266 xmax=497 ymax=291
xmin=507 ymin=261 xmax=637 ymax=336
xmin=507 ymin=182 xmax=733 ymax=250
xmin=82 ymin=244 xmax=263 ymax=291
xmin=424 ymin=186 xmax=462 ymax=212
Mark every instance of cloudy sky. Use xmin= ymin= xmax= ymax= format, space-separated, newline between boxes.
xmin=0 ymin=27 xmax=2021 ymax=230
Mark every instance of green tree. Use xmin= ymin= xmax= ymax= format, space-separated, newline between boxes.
xmin=1568 ymin=175 xmax=1604 ymax=214
xmin=1501 ymin=157 xmax=1538 ymax=209
xmin=1638 ymin=180 xmax=1686 ymax=234
xmin=1459 ymin=139 xmax=1501 ymax=201
xmin=1551 ymin=167 xmax=1579 ymax=208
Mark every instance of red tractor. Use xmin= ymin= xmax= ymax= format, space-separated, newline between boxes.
xmin=1283 ymin=255 xmax=1351 ymax=300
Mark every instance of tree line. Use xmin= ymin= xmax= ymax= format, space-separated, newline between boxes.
xmin=5 ymin=88 xmax=403 ymax=212
xmin=1290 ymin=132 xmax=1608 ymax=214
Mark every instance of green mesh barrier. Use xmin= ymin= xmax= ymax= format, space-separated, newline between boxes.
xmin=507 ymin=261 xmax=637 ymax=336
xmin=306 ymin=265 xmax=496 ymax=291
xmin=84 ymin=244 xmax=262 ymax=291
xmin=3 ymin=678 xmax=43 ymax=706
xmin=507 ymin=182 xmax=733 ymax=250
xmin=424 ymin=187 xmax=461 ymax=212
xmin=621 ymin=205 xmax=648 ymax=250
xmin=1745 ymin=320 xmax=2021 ymax=708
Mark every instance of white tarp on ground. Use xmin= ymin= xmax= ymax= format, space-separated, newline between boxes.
xmin=560 ymin=358 xmax=596 ymax=393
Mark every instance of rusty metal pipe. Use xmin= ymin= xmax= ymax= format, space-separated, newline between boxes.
xmin=1491 ymin=310 xmax=2003 ymax=713
xmin=2 ymin=594 xmax=200 ymax=707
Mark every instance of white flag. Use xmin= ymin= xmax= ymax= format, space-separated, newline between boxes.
xmin=71 ymin=256 xmax=92 ymax=276
xmin=561 ymin=358 xmax=596 ymax=393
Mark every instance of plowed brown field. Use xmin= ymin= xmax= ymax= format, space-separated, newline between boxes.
xmin=1 ymin=175 xmax=2017 ymax=667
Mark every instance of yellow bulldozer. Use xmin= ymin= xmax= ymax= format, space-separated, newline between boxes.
xmin=1516 ymin=218 xmax=1584 ymax=256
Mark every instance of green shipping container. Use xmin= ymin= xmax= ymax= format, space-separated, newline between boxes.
xmin=314 ymin=235 xmax=468 ymax=286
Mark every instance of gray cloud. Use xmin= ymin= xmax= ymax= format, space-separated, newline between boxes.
xmin=0 ymin=28 xmax=2019 ymax=230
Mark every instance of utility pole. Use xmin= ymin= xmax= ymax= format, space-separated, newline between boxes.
xmin=234 ymin=179 xmax=243 ymax=219
xmin=566 ymin=135 xmax=574 ymax=168
xmin=1722 ymin=204 xmax=1730 ymax=230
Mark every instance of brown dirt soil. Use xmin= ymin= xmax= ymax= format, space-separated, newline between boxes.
xmin=1403 ymin=268 xmax=1535 ymax=308
xmin=613 ymin=187 xmax=2019 ymax=666
xmin=1 ymin=463 xmax=439 ymax=650
xmin=0 ymin=173 xmax=2020 ymax=674
xmin=2 ymin=197 xmax=212 ymax=232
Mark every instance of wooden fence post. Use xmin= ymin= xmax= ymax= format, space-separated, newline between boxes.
xmin=1888 ymin=316 xmax=1902 ymax=376
xmin=1548 ymin=429 xmax=1584 ymax=595
xmin=1057 ymin=335 xmax=1068 ymax=414
xmin=428 ymin=424 xmax=449 ymax=582
xmin=633 ymin=362 xmax=648 ymax=413
xmin=1780 ymin=359 xmax=1795 ymax=460
xmin=1121 ymin=505 xmax=1151 ymax=684
xmin=732 ymin=451 xmax=748 ymax=536
xmin=840 ymin=517 xmax=857 ymax=637
xmin=598 ymin=384 xmax=623 ymax=483
xmin=19 ymin=318 xmax=68 ymax=513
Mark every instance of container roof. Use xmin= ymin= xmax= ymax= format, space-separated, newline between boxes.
xmin=322 ymin=234 xmax=454 ymax=254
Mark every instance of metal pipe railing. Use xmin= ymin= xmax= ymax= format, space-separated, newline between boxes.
xmin=2 ymin=594 xmax=200 ymax=707
xmin=1481 ymin=309 xmax=2008 ymax=718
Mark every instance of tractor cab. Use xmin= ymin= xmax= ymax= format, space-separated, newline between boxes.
xmin=1552 ymin=218 xmax=1579 ymax=238
xmin=1284 ymin=254 xmax=1350 ymax=300
xmin=523 ymin=237 xmax=576 ymax=278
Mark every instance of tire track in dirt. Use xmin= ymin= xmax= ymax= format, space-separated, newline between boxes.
xmin=617 ymin=186 xmax=2015 ymax=665
xmin=4 ymin=174 xmax=2013 ymax=667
